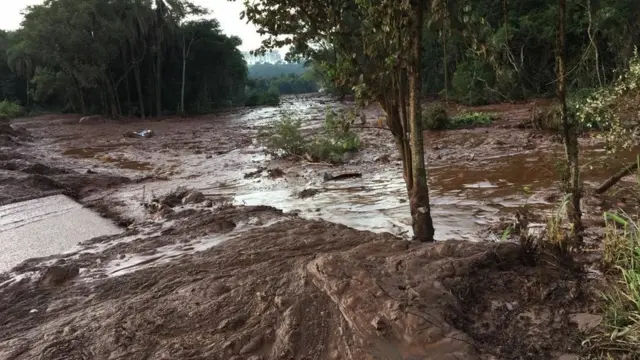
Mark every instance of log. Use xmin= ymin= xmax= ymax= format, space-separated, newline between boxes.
xmin=595 ymin=161 xmax=639 ymax=194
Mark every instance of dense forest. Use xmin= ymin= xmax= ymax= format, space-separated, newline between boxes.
xmin=1 ymin=0 xmax=639 ymax=117
xmin=0 ymin=0 xmax=250 ymax=117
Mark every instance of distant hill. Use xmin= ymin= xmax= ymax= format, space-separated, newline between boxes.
xmin=248 ymin=62 xmax=307 ymax=79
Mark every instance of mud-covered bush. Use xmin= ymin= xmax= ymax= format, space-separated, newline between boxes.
xmin=450 ymin=112 xmax=497 ymax=128
xmin=0 ymin=100 xmax=26 ymax=121
xmin=422 ymin=103 xmax=449 ymax=130
xmin=452 ymin=58 xmax=497 ymax=106
xmin=259 ymin=109 xmax=360 ymax=163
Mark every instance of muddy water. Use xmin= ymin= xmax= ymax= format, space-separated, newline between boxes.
xmin=0 ymin=195 xmax=122 ymax=272
xmin=56 ymin=94 xmax=638 ymax=242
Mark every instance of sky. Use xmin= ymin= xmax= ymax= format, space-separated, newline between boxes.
xmin=0 ymin=0 xmax=273 ymax=53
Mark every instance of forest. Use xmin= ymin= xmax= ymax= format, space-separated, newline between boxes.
xmin=0 ymin=0 xmax=250 ymax=118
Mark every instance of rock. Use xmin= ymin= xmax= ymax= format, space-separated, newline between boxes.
xmin=203 ymin=200 xmax=213 ymax=208
xmin=41 ymin=265 xmax=80 ymax=286
xmin=373 ymin=154 xmax=390 ymax=163
xmin=570 ymin=313 xmax=602 ymax=332
xmin=182 ymin=191 xmax=205 ymax=205
xmin=299 ymin=188 xmax=320 ymax=199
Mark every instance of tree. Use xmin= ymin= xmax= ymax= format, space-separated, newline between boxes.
xmin=557 ymin=0 xmax=583 ymax=245
xmin=240 ymin=0 xmax=435 ymax=241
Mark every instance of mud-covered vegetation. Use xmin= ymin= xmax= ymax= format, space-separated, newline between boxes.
xmin=259 ymin=109 xmax=360 ymax=163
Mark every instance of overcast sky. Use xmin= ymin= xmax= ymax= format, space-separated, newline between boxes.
xmin=0 ymin=0 xmax=272 ymax=53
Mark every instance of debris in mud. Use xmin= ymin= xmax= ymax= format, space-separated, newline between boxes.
xmin=149 ymin=186 xmax=190 ymax=208
xmin=244 ymin=166 xmax=265 ymax=179
xmin=123 ymin=129 xmax=154 ymax=138
xmin=182 ymin=190 xmax=205 ymax=205
xmin=40 ymin=265 xmax=80 ymax=287
xmin=322 ymin=171 xmax=362 ymax=181
xmin=0 ymin=123 xmax=31 ymax=147
xmin=78 ymin=115 xmax=105 ymax=124
xmin=267 ymin=167 xmax=285 ymax=179
xmin=298 ymin=188 xmax=321 ymax=199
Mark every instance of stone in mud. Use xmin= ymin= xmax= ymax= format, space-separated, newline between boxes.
xmin=299 ymin=188 xmax=320 ymax=199
xmin=570 ymin=313 xmax=602 ymax=332
xmin=40 ymin=265 xmax=79 ymax=286
xmin=182 ymin=191 xmax=205 ymax=205
xmin=203 ymin=200 xmax=213 ymax=208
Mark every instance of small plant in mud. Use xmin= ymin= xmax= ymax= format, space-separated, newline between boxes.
xmin=259 ymin=109 xmax=360 ymax=163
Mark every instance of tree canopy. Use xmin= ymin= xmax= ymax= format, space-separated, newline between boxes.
xmin=0 ymin=0 xmax=249 ymax=116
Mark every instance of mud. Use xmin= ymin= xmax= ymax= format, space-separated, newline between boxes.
xmin=0 ymin=205 xmax=600 ymax=360
xmin=0 ymin=94 xmax=632 ymax=359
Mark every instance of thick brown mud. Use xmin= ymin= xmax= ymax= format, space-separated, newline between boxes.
xmin=0 ymin=94 xmax=632 ymax=359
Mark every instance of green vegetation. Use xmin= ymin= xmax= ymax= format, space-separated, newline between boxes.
xmin=0 ymin=0 xmax=250 ymax=117
xmin=244 ymin=89 xmax=280 ymax=107
xmin=422 ymin=103 xmax=449 ymax=130
xmin=259 ymin=109 xmax=360 ymax=163
xmin=0 ymin=100 xmax=25 ymax=120
xmin=422 ymin=104 xmax=496 ymax=130
xmin=248 ymin=62 xmax=307 ymax=78
xmin=598 ymin=211 xmax=640 ymax=354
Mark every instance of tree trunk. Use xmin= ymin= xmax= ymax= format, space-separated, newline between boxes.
xmin=123 ymin=49 xmax=132 ymax=116
xmin=156 ymin=30 xmax=163 ymax=117
xmin=558 ymin=0 xmax=583 ymax=244
xmin=443 ymin=0 xmax=448 ymax=102
xmin=25 ymin=77 xmax=30 ymax=109
xmin=595 ymin=161 xmax=639 ymax=194
xmin=133 ymin=63 xmax=145 ymax=119
xmin=408 ymin=0 xmax=435 ymax=242
xmin=181 ymin=35 xmax=186 ymax=114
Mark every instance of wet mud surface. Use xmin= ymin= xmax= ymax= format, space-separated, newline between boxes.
xmin=0 ymin=94 xmax=634 ymax=359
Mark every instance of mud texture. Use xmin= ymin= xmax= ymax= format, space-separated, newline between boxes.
xmin=0 ymin=205 xmax=598 ymax=360
xmin=0 ymin=95 xmax=623 ymax=359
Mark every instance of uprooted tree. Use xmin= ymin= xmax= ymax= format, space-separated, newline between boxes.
xmin=239 ymin=0 xmax=436 ymax=241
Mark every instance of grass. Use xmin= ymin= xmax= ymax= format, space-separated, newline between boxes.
xmin=0 ymin=100 xmax=25 ymax=120
xmin=596 ymin=211 xmax=640 ymax=353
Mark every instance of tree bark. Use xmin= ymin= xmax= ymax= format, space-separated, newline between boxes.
xmin=181 ymin=35 xmax=187 ymax=114
xmin=595 ymin=161 xmax=639 ymax=194
xmin=558 ymin=0 xmax=583 ymax=244
xmin=408 ymin=0 xmax=435 ymax=242
xmin=156 ymin=27 xmax=163 ymax=116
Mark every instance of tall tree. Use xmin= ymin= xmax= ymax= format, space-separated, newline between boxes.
xmin=240 ymin=0 xmax=436 ymax=241
xmin=557 ymin=0 xmax=583 ymax=245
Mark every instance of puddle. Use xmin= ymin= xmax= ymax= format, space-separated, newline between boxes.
xmin=64 ymin=147 xmax=153 ymax=171
xmin=0 ymin=194 xmax=122 ymax=273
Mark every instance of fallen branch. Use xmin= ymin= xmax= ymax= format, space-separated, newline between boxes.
xmin=595 ymin=161 xmax=639 ymax=194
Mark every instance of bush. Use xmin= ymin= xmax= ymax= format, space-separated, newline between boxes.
xmin=245 ymin=89 xmax=280 ymax=107
xmin=449 ymin=111 xmax=497 ymax=128
xmin=422 ymin=103 xmax=449 ymax=130
xmin=258 ymin=113 xmax=306 ymax=156
xmin=0 ymin=100 xmax=26 ymax=120
xmin=452 ymin=58 xmax=497 ymax=105
xmin=259 ymin=109 xmax=360 ymax=163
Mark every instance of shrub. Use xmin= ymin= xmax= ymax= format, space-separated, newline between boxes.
xmin=259 ymin=109 xmax=360 ymax=163
xmin=449 ymin=111 xmax=497 ymax=128
xmin=422 ymin=103 xmax=449 ymax=130
xmin=0 ymin=100 xmax=26 ymax=120
xmin=452 ymin=58 xmax=497 ymax=105
xmin=259 ymin=113 xmax=306 ymax=156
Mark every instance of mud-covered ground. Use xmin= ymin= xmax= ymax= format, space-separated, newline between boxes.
xmin=0 ymin=94 xmax=634 ymax=359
